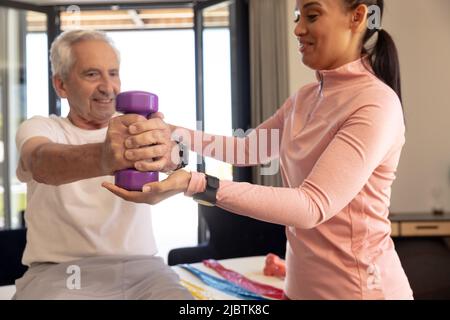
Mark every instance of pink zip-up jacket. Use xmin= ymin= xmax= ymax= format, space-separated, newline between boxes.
xmin=184 ymin=57 xmax=413 ymax=299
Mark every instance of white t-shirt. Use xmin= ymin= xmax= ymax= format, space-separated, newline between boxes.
xmin=16 ymin=115 xmax=157 ymax=266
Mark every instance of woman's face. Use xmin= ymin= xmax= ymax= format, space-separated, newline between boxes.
xmin=294 ymin=0 xmax=361 ymax=70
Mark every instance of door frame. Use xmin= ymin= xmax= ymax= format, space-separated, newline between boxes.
xmin=193 ymin=0 xmax=251 ymax=243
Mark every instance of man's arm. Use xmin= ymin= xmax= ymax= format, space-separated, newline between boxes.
xmin=19 ymin=115 xmax=142 ymax=186
xmin=20 ymin=138 xmax=106 ymax=185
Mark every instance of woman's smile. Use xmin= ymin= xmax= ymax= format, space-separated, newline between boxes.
xmin=299 ymin=39 xmax=314 ymax=54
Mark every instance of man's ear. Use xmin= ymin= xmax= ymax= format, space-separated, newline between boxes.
xmin=52 ymin=75 xmax=68 ymax=98
xmin=351 ymin=4 xmax=368 ymax=33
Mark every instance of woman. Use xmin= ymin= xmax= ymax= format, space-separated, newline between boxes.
xmin=103 ymin=0 xmax=413 ymax=299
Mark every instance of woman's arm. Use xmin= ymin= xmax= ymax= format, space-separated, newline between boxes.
xmin=211 ymin=104 xmax=404 ymax=228
xmin=168 ymin=120 xmax=281 ymax=167
xmin=133 ymin=98 xmax=292 ymax=167
xmin=104 ymin=102 xmax=404 ymax=230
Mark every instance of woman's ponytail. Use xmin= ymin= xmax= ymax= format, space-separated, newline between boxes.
xmin=346 ymin=0 xmax=403 ymax=104
xmin=370 ymin=29 xmax=402 ymax=103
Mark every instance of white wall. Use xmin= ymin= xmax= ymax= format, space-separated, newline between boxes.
xmin=285 ymin=0 xmax=450 ymax=214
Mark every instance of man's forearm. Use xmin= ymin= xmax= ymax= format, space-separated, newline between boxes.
xmin=30 ymin=142 xmax=106 ymax=185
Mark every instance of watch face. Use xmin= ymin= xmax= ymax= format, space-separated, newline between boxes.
xmin=207 ymin=176 xmax=220 ymax=188
xmin=194 ymin=199 xmax=215 ymax=207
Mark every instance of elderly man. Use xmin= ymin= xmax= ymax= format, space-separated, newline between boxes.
xmin=14 ymin=29 xmax=192 ymax=300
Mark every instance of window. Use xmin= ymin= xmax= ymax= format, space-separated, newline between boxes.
xmin=0 ymin=7 xmax=48 ymax=229
xmin=108 ymin=28 xmax=200 ymax=261
xmin=1 ymin=2 xmax=246 ymax=263
xmin=58 ymin=7 xmax=233 ymax=261
xmin=202 ymin=3 xmax=233 ymax=181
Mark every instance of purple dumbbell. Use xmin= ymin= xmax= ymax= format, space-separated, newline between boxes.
xmin=115 ymin=91 xmax=159 ymax=191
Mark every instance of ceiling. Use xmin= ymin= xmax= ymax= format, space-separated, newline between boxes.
xmin=21 ymin=1 xmax=228 ymax=31
xmin=12 ymin=0 xmax=205 ymax=6
xmin=7 ymin=0 xmax=227 ymax=31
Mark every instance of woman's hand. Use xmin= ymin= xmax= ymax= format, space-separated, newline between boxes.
xmin=102 ymin=170 xmax=192 ymax=205
xmin=124 ymin=114 xmax=178 ymax=173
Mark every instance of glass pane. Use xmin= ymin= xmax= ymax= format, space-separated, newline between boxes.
xmin=58 ymin=7 xmax=200 ymax=260
xmin=202 ymin=3 xmax=233 ymax=181
xmin=107 ymin=30 xmax=199 ymax=260
xmin=0 ymin=8 xmax=48 ymax=229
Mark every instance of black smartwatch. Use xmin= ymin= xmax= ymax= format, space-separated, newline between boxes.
xmin=193 ymin=174 xmax=220 ymax=207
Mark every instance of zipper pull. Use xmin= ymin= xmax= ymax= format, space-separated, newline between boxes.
xmin=318 ymin=72 xmax=324 ymax=97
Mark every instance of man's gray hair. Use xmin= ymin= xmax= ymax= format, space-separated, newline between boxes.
xmin=50 ymin=29 xmax=120 ymax=80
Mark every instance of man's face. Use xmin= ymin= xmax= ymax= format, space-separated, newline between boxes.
xmin=55 ymin=40 xmax=121 ymax=129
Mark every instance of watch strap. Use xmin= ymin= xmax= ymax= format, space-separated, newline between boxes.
xmin=192 ymin=174 xmax=219 ymax=206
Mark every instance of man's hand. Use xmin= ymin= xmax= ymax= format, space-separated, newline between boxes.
xmin=102 ymin=169 xmax=191 ymax=205
xmin=101 ymin=114 xmax=147 ymax=175
xmin=124 ymin=116 xmax=179 ymax=173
